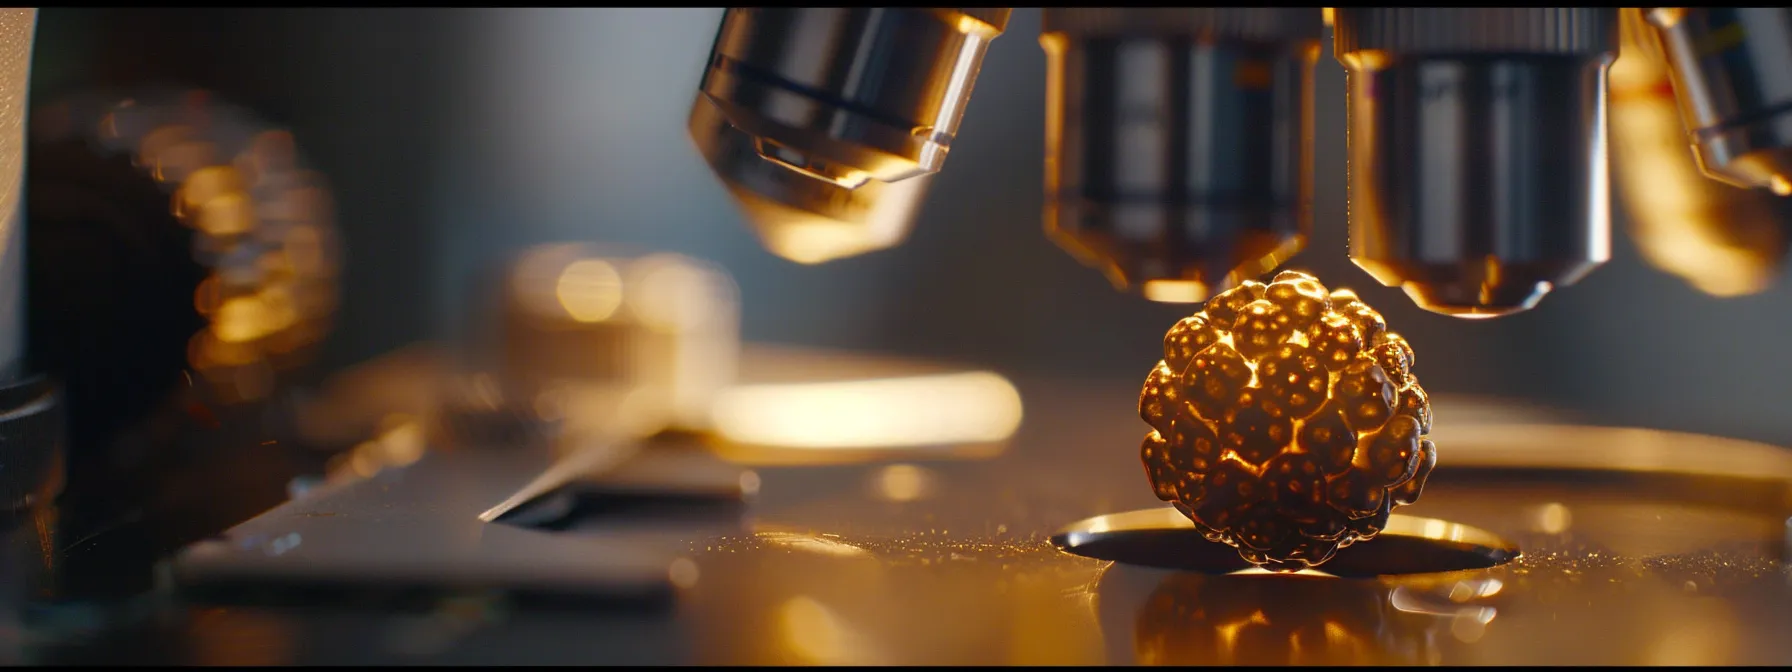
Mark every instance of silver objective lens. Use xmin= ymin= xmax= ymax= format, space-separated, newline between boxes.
xmin=1645 ymin=8 xmax=1792 ymax=194
xmin=689 ymin=8 xmax=1009 ymax=264
xmin=1040 ymin=8 xmax=1322 ymax=303
xmin=1334 ymin=8 xmax=1620 ymax=318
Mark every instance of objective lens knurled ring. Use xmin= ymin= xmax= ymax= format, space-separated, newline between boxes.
xmin=1333 ymin=8 xmax=1618 ymax=57
xmin=1042 ymin=8 xmax=1324 ymax=41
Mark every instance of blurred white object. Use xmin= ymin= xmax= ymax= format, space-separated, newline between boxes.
xmin=0 ymin=9 xmax=34 ymax=381
xmin=498 ymin=244 xmax=741 ymax=438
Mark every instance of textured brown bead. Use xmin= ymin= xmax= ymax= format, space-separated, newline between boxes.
xmin=1139 ymin=361 xmax=1182 ymax=434
xmin=1329 ymin=468 xmax=1388 ymax=518
xmin=1259 ymin=342 xmax=1329 ymax=420
xmin=1185 ymin=343 xmax=1251 ymax=422
xmin=1141 ymin=432 xmax=1181 ymax=501
xmin=1295 ymin=508 xmax=1348 ymax=543
xmin=1174 ymin=500 xmax=1226 ymax=543
xmin=1192 ymin=461 xmax=1260 ymax=532
xmin=1141 ymin=273 xmax=1439 ymax=572
xmin=1234 ymin=299 xmax=1294 ymax=361
xmin=1203 ymin=280 xmax=1265 ymax=330
xmin=1265 ymin=452 xmax=1329 ymax=510
xmin=1345 ymin=499 xmax=1393 ymax=537
xmin=1145 ymin=410 xmax=1223 ymax=503
xmin=1379 ymin=332 xmax=1415 ymax=370
xmin=1305 ymin=313 xmax=1363 ymax=371
xmin=1331 ymin=291 xmax=1387 ymax=345
xmin=1298 ymin=405 xmax=1358 ymax=474
xmin=1361 ymin=415 xmax=1423 ymax=487
xmin=1399 ymin=382 xmax=1432 ymax=434
xmin=1335 ymin=358 xmax=1397 ymax=432
xmin=1266 ymin=270 xmax=1332 ymax=333
xmin=1391 ymin=439 xmax=1437 ymax=506
xmin=1255 ymin=507 xmax=1342 ymax=571
xmin=1167 ymin=410 xmax=1222 ymax=475
xmin=1163 ymin=314 xmax=1220 ymax=373
xmin=1233 ymin=507 xmax=1282 ymax=551
xmin=1221 ymin=389 xmax=1295 ymax=465
xmin=1369 ymin=340 xmax=1412 ymax=389
xmin=1272 ymin=270 xmax=1320 ymax=284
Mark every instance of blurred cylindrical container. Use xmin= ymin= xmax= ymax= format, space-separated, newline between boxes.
xmin=494 ymin=244 xmax=741 ymax=441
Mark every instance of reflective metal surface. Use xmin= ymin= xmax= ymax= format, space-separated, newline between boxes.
xmin=688 ymin=399 xmax=1792 ymax=665
xmin=1334 ymin=8 xmax=1619 ymax=318
xmin=22 ymin=342 xmax=1788 ymax=665
xmin=1646 ymin=8 xmax=1792 ymax=194
xmin=1040 ymin=8 xmax=1320 ymax=302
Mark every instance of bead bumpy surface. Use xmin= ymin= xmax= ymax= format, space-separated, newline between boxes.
xmin=1139 ymin=270 xmax=1438 ymax=572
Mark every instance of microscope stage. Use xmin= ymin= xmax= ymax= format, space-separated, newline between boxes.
xmin=21 ymin=348 xmax=1792 ymax=665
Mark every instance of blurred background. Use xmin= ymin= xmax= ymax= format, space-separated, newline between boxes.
xmin=27 ymin=6 xmax=1792 ymax=448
